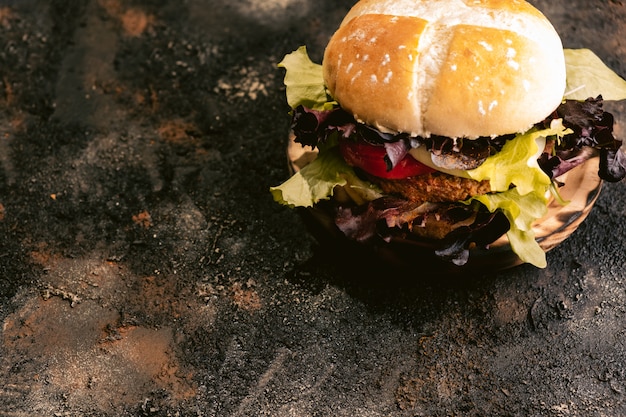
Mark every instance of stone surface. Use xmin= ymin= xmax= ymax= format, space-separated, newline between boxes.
xmin=1 ymin=0 xmax=626 ymax=415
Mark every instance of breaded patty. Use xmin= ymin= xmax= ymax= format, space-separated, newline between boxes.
xmin=370 ymin=171 xmax=492 ymax=205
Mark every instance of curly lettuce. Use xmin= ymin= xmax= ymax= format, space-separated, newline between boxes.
xmin=277 ymin=46 xmax=335 ymax=111
xmin=270 ymin=145 xmax=348 ymax=208
xmin=468 ymin=188 xmax=550 ymax=268
xmin=466 ymin=120 xmax=570 ymax=194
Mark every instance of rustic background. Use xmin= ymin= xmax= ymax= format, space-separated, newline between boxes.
xmin=1 ymin=0 xmax=626 ymax=415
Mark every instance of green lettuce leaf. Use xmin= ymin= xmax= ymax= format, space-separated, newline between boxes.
xmin=463 ymin=121 xmax=573 ymax=268
xmin=270 ymin=146 xmax=350 ymax=207
xmin=564 ymin=48 xmax=626 ymax=101
xmin=278 ymin=46 xmax=335 ymax=111
xmin=470 ymin=188 xmax=548 ymax=268
xmin=466 ymin=120 xmax=570 ymax=195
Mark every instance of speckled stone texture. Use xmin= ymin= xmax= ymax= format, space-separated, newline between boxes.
xmin=1 ymin=0 xmax=626 ymax=415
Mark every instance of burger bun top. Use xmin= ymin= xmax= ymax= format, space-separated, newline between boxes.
xmin=322 ymin=0 xmax=567 ymax=139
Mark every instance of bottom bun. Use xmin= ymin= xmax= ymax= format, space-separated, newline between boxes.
xmin=286 ymin=134 xmax=603 ymax=275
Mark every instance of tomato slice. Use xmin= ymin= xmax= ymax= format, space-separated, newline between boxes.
xmin=339 ymin=139 xmax=435 ymax=179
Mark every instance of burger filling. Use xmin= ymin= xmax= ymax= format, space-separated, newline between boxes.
xmin=271 ymin=47 xmax=626 ymax=268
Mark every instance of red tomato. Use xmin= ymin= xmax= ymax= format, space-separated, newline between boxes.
xmin=339 ymin=139 xmax=435 ymax=179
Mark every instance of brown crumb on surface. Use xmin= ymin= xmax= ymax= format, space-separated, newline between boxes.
xmin=132 ymin=210 xmax=153 ymax=228
xmin=98 ymin=0 xmax=153 ymax=37
xmin=395 ymin=377 xmax=422 ymax=411
xmin=121 ymin=8 xmax=152 ymax=37
xmin=2 ymin=75 xmax=14 ymax=105
xmin=29 ymin=243 xmax=62 ymax=267
xmin=232 ymin=281 xmax=262 ymax=312
xmin=158 ymin=119 xmax=200 ymax=145
xmin=0 ymin=7 xmax=14 ymax=28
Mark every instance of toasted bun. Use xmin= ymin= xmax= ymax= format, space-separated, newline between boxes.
xmin=322 ymin=0 xmax=566 ymax=139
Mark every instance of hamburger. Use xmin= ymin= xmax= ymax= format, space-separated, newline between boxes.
xmin=271 ymin=0 xmax=626 ymax=269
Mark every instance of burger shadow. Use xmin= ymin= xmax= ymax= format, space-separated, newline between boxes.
xmin=290 ymin=244 xmax=508 ymax=328
xmin=289 ymin=209 xmax=512 ymax=319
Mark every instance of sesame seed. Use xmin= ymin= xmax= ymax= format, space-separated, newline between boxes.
xmin=478 ymin=101 xmax=486 ymax=115
xmin=478 ymin=41 xmax=493 ymax=51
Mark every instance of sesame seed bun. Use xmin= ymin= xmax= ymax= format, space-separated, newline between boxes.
xmin=322 ymin=0 xmax=567 ymax=139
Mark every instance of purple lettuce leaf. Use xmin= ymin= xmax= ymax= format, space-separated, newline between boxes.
xmin=335 ymin=198 xmax=510 ymax=266
xmin=544 ymin=96 xmax=625 ymax=182
xmin=291 ymin=106 xmax=356 ymax=149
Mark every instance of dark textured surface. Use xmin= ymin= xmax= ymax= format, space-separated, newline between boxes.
xmin=1 ymin=1 xmax=626 ymax=416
